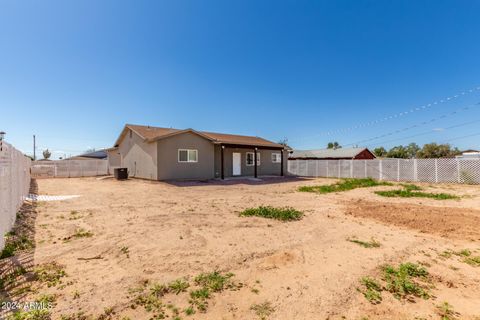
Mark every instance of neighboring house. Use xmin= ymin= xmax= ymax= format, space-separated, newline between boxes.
xmin=289 ymin=147 xmax=376 ymax=160
xmin=456 ymin=149 xmax=480 ymax=159
xmin=107 ymin=124 xmax=288 ymax=180
xmin=67 ymin=149 xmax=108 ymax=160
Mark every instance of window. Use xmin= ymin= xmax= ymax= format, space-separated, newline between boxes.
xmin=272 ymin=153 xmax=282 ymax=163
xmin=246 ymin=152 xmax=260 ymax=166
xmin=178 ymin=149 xmax=198 ymax=163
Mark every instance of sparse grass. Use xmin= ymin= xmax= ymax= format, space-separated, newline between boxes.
xmin=34 ymin=262 xmax=67 ymax=287
xmin=298 ymin=178 xmax=392 ymax=194
xmin=436 ymin=302 xmax=458 ymax=320
xmin=7 ymin=309 xmax=51 ymax=320
xmin=169 ymin=278 xmax=190 ymax=294
xmin=0 ymin=266 xmax=27 ymax=290
xmin=375 ymin=184 xmax=459 ymax=200
xmin=360 ymin=277 xmax=382 ymax=304
xmin=382 ymin=262 xmax=430 ymax=300
xmin=73 ymin=228 xmax=93 ymax=238
xmin=464 ymin=256 xmax=480 ymax=267
xmin=0 ymin=235 xmax=34 ymax=259
xmin=240 ymin=206 xmax=303 ymax=221
xmin=194 ymin=271 xmax=238 ymax=292
xmin=250 ymin=301 xmax=275 ymax=320
xmin=120 ymin=246 xmax=130 ymax=258
xmin=184 ymin=306 xmax=195 ymax=315
xmin=347 ymin=237 xmax=381 ymax=248
xmin=359 ymin=262 xmax=431 ymax=304
xmin=375 ymin=189 xmax=459 ymax=200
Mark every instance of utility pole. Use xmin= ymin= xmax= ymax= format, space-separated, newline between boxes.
xmin=33 ymin=135 xmax=36 ymax=160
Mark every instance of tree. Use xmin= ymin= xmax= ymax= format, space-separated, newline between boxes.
xmin=386 ymin=145 xmax=409 ymax=159
xmin=42 ymin=149 xmax=52 ymax=160
xmin=277 ymin=138 xmax=291 ymax=149
xmin=417 ymin=143 xmax=460 ymax=158
xmin=373 ymin=147 xmax=387 ymax=157
xmin=327 ymin=142 xmax=341 ymax=149
xmin=406 ymin=143 xmax=420 ymax=158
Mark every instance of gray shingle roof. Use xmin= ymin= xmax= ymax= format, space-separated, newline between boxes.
xmin=289 ymin=147 xmax=370 ymax=159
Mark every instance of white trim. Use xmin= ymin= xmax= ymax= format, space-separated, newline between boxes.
xmin=178 ymin=149 xmax=198 ymax=163
xmin=271 ymin=152 xmax=281 ymax=163
xmin=246 ymin=152 xmax=260 ymax=166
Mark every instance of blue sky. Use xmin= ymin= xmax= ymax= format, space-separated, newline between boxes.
xmin=1 ymin=0 xmax=480 ymax=159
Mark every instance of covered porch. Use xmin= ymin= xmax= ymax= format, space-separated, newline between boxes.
xmin=214 ymin=143 xmax=286 ymax=179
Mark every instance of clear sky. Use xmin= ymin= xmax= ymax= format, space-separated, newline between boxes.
xmin=1 ymin=0 xmax=480 ymax=159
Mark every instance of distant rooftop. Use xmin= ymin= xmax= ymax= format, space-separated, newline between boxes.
xmin=289 ymin=147 xmax=374 ymax=159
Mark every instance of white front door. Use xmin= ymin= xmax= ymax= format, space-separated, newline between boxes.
xmin=232 ymin=153 xmax=241 ymax=176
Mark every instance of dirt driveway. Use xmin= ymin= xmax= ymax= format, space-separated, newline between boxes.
xmin=3 ymin=177 xmax=480 ymax=319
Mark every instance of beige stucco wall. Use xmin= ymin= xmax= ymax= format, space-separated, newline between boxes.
xmin=117 ymin=129 xmax=158 ymax=180
xmin=157 ymin=132 xmax=215 ymax=180
xmin=214 ymin=146 xmax=288 ymax=178
xmin=107 ymin=149 xmax=121 ymax=174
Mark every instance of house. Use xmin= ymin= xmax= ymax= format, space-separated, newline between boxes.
xmin=456 ymin=149 xmax=480 ymax=159
xmin=107 ymin=124 xmax=288 ymax=180
xmin=289 ymin=147 xmax=376 ymax=160
xmin=67 ymin=149 xmax=108 ymax=160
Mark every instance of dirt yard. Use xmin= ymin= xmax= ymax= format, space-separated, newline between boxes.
xmin=2 ymin=177 xmax=480 ymax=319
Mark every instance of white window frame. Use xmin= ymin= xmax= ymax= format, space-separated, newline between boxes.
xmin=178 ymin=149 xmax=198 ymax=163
xmin=271 ymin=152 xmax=282 ymax=163
xmin=246 ymin=152 xmax=260 ymax=166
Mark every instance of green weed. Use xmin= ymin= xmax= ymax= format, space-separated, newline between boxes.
xmin=0 ymin=235 xmax=34 ymax=259
xmin=250 ymin=301 xmax=275 ymax=320
xmin=34 ymin=262 xmax=67 ymax=287
xmin=436 ymin=301 xmax=458 ymax=320
xmin=360 ymin=277 xmax=382 ymax=304
xmin=168 ymin=278 xmax=190 ymax=295
xmin=298 ymin=178 xmax=392 ymax=194
xmin=347 ymin=237 xmax=381 ymax=248
xmin=240 ymin=206 xmax=303 ymax=221
xmin=382 ymin=263 xmax=430 ymax=299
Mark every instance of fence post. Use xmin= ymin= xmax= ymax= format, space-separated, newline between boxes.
xmin=337 ymin=160 xmax=341 ymax=178
xmin=316 ymin=160 xmax=319 ymax=177
xmin=435 ymin=159 xmax=439 ymax=183
xmin=379 ymin=160 xmax=383 ymax=180
xmin=326 ymin=160 xmax=329 ymax=177
xmin=350 ymin=160 xmax=353 ymax=178
xmin=456 ymin=158 xmax=461 ymax=183
xmin=397 ymin=159 xmax=400 ymax=181
xmin=305 ymin=160 xmax=308 ymax=177
xmin=414 ymin=159 xmax=418 ymax=182
xmin=364 ymin=160 xmax=367 ymax=178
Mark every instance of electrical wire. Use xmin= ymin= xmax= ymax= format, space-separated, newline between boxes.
xmin=342 ymin=102 xmax=480 ymax=147
xmin=289 ymin=85 xmax=480 ymax=144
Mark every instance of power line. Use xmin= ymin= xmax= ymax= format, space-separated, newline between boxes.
xmin=342 ymin=102 xmax=480 ymax=147
xmin=289 ymin=84 xmax=480 ymax=144
xmin=366 ymin=118 xmax=480 ymax=148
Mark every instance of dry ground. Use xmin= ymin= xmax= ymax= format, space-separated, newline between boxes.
xmin=2 ymin=177 xmax=480 ymax=319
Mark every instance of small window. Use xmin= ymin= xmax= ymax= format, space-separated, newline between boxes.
xmin=246 ymin=152 xmax=260 ymax=166
xmin=178 ymin=149 xmax=198 ymax=163
xmin=272 ymin=153 xmax=282 ymax=163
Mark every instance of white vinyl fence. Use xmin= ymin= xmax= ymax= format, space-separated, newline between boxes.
xmin=0 ymin=142 xmax=31 ymax=250
xmin=31 ymin=159 xmax=108 ymax=178
xmin=288 ymin=158 xmax=480 ymax=184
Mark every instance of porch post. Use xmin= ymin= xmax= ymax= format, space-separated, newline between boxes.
xmin=254 ymin=147 xmax=258 ymax=178
xmin=221 ymin=145 xmax=225 ymax=180
xmin=280 ymin=149 xmax=284 ymax=176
